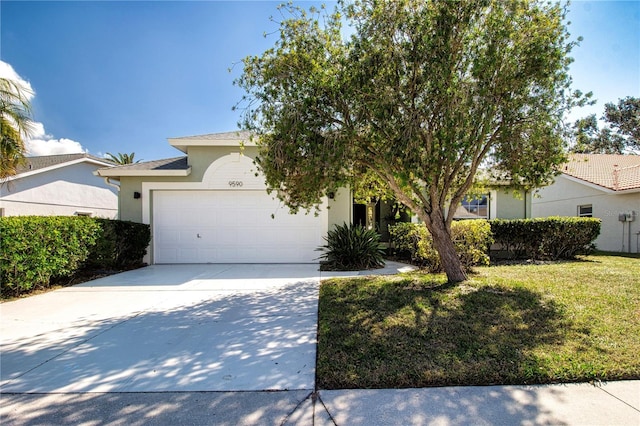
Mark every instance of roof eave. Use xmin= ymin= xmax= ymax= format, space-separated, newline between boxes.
xmin=612 ymin=187 xmax=640 ymax=194
xmin=95 ymin=167 xmax=192 ymax=178
xmin=168 ymin=139 xmax=255 ymax=152
xmin=561 ymin=173 xmax=640 ymax=194
xmin=7 ymin=157 xmax=115 ymax=181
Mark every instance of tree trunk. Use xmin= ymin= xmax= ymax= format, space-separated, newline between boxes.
xmin=425 ymin=211 xmax=467 ymax=283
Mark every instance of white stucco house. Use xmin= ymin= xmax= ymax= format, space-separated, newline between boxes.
xmin=96 ymin=131 xmax=351 ymax=264
xmin=0 ymin=153 xmax=118 ymax=218
xmin=96 ymin=131 xmax=540 ymax=265
xmin=532 ymin=153 xmax=640 ymax=253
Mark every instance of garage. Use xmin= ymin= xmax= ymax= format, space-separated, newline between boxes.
xmin=95 ymin=132 xmax=348 ymax=265
xmin=153 ymin=190 xmax=326 ymax=263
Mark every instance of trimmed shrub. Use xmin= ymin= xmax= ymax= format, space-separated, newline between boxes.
xmin=490 ymin=217 xmax=600 ymax=260
xmin=389 ymin=220 xmax=493 ymax=272
xmin=0 ymin=216 xmax=100 ymax=296
xmin=84 ymin=219 xmax=150 ymax=269
xmin=387 ymin=222 xmax=428 ymax=261
xmin=452 ymin=220 xmax=494 ymax=268
xmin=318 ymin=223 xmax=385 ymax=271
xmin=0 ymin=217 xmax=151 ymax=298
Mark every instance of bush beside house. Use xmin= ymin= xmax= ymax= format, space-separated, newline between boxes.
xmin=389 ymin=217 xmax=601 ymax=270
xmin=0 ymin=216 xmax=150 ymax=298
xmin=84 ymin=218 xmax=151 ymax=269
xmin=490 ymin=217 xmax=601 ymax=260
xmin=389 ymin=220 xmax=493 ymax=272
xmin=318 ymin=223 xmax=386 ymax=271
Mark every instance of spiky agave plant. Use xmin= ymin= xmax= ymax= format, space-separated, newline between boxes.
xmin=318 ymin=223 xmax=385 ymax=271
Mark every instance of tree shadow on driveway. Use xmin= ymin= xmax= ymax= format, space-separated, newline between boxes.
xmin=1 ymin=274 xmax=319 ymax=394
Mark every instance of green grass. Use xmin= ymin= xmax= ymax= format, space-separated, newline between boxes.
xmin=317 ymin=253 xmax=640 ymax=389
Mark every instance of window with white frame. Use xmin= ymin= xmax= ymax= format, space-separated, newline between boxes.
xmin=578 ymin=204 xmax=592 ymax=217
xmin=456 ymin=195 xmax=489 ymax=219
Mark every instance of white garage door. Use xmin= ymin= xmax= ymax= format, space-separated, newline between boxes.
xmin=153 ymin=190 xmax=325 ymax=263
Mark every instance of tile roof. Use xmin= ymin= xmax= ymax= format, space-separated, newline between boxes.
xmin=563 ymin=154 xmax=640 ymax=191
xmin=17 ymin=153 xmax=115 ymax=173
xmin=169 ymin=130 xmax=253 ymax=141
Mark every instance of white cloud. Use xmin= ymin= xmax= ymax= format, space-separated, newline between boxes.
xmin=1 ymin=60 xmax=88 ymax=157
xmin=24 ymin=122 xmax=85 ymax=156
xmin=0 ymin=60 xmax=34 ymax=101
xmin=26 ymin=139 xmax=85 ymax=156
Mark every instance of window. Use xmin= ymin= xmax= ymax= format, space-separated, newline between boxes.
xmin=456 ymin=195 xmax=489 ymax=219
xmin=578 ymin=204 xmax=592 ymax=217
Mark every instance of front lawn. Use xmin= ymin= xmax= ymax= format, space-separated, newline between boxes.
xmin=317 ymin=253 xmax=640 ymax=389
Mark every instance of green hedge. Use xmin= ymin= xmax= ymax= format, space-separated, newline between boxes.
xmin=389 ymin=220 xmax=493 ymax=272
xmin=490 ymin=217 xmax=601 ymax=260
xmin=0 ymin=216 xmax=100 ymax=296
xmin=0 ymin=216 xmax=150 ymax=298
xmin=84 ymin=219 xmax=151 ymax=269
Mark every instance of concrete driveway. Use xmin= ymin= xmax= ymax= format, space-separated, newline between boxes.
xmin=3 ymin=263 xmax=639 ymax=425
xmin=1 ymin=264 xmax=321 ymax=393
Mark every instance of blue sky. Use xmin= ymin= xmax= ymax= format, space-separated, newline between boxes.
xmin=1 ymin=1 xmax=639 ymax=161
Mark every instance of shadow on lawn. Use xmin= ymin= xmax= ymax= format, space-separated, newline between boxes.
xmin=318 ymin=278 xmax=578 ymax=389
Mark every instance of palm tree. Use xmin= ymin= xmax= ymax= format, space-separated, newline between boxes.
xmin=105 ymin=152 xmax=141 ymax=165
xmin=0 ymin=77 xmax=36 ymax=180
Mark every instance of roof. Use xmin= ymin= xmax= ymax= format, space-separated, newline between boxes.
xmin=5 ymin=153 xmax=116 ymax=182
xmin=95 ymin=157 xmax=191 ymax=178
xmin=17 ymin=153 xmax=115 ymax=173
xmin=563 ymin=154 xmax=640 ymax=192
xmin=168 ymin=130 xmax=255 ymax=152
xmin=169 ymin=130 xmax=253 ymax=141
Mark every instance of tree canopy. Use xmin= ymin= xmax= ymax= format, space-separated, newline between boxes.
xmin=236 ymin=0 xmax=583 ymax=283
xmin=570 ymin=96 xmax=640 ymax=154
xmin=105 ymin=152 xmax=140 ymax=165
xmin=1 ymin=77 xmax=35 ymax=180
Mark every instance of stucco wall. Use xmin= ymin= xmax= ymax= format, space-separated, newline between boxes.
xmin=119 ymin=175 xmax=187 ymax=222
xmin=532 ymin=175 xmax=640 ymax=253
xmin=494 ymin=189 xmax=531 ymax=219
xmin=119 ymin=146 xmax=254 ymax=222
xmin=119 ymin=146 xmax=353 ymax=227
xmin=0 ymin=162 xmax=118 ymax=218
xmin=328 ymin=187 xmax=352 ymax=229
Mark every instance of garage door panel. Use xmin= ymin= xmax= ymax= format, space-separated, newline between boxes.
xmin=177 ymin=248 xmax=198 ymax=263
xmin=156 ymin=229 xmax=179 ymax=244
xmin=156 ymin=248 xmax=178 ymax=263
xmin=153 ymin=190 xmax=325 ymax=263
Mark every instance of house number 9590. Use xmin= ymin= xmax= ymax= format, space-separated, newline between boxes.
xmin=228 ymin=180 xmax=243 ymax=188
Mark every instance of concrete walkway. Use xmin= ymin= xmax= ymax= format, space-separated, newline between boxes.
xmin=1 ymin=263 xmax=638 ymax=425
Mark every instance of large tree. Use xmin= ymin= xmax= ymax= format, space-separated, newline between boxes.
xmin=570 ymin=96 xmax=639 ymax=154
xmin=236 ymin=0 xmax=582 ymax=283
xmin=1 ymin=77 xmax=35 ymax=180
xmin=605 ymin=97 xmax=640 ymax=148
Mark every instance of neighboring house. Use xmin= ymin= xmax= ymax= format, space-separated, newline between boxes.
xmin=96 ymin=131 xmax=352 ymax=264
xmin=532 ymin=153 xmax=640 ymax=253
xmin=0 ymin=154 xmax=118 ymax=218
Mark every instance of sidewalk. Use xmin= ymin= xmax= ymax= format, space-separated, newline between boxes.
xmin=2 ymin=381 xmax=638 ymax=425
xmin=313 ymin=381 xmax=640 ymax=425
